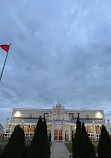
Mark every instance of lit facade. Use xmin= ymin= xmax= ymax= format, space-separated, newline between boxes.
xmin=4 ymin=102 xmax=105 ymax=141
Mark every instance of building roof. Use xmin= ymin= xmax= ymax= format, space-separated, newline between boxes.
xmin=12 ymin=106 xmax=104 ymax=121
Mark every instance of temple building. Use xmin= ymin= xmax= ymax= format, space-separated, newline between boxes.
xmin=4 ymin=102 xmax=105 ymax=141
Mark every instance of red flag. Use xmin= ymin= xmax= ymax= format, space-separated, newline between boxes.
xmin=0 ymin=44 xmax=10 ymax=53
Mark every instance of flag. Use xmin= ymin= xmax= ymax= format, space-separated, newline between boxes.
xmin=0 ymin=44 xmax=10 ymax=53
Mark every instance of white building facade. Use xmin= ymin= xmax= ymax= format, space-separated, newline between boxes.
xmin=4 ymin=102 xmax=105 ymax=141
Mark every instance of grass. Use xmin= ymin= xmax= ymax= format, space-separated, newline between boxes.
xmin=65 ymin=142 xmax=72 ymax=153
xmin=0 ymin=139 xmax=52 ymax=155
xmin=65 ymin=141 xmax=98 ymax=153
xmin=92 ymin=141 xmax=98 ymax=153
xmin=0 ymin=139 xmax=9 ymax=156
xmin=50 ymin=142 xmax=52 ymax=148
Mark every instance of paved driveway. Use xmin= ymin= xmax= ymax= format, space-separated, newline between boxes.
xmin=51 ymin=142 xmax=70 ymax=158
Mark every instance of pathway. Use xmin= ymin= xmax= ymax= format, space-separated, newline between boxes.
xmin=51 ymin=142 xmax=70 ymax=158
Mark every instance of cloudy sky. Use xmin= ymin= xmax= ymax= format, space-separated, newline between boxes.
xmin=0 ymin=0 xmax=111 ymax=125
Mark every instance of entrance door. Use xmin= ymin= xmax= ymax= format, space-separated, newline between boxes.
xmin=54 ymin=129 xmax=62 ymax=141
xmin=59 ymin=130 xmax=62 ymax=140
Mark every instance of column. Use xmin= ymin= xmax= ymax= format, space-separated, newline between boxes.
xmin=68 ymin=125 xmax=71 ymax=141
xmin=21 ymin=120 xmax=24 ymax=130
xmin=62 ymin=121 xmax=65 ymax=142
xmin=29 ymin=124 xmax=31 ymax=136
xmin=85 ymin=125 xmax=87 ymax=133
xmin=107 ymin=119 xmax=110 ymax=134
xmin=4 ymin=118 xmax=9 ymax=134
xmin=93 ymin=120 xmax=96 ymax=140
xmin=51 ymin=121 xmax=54 ymax=142
xmin=9 ymin=125 xmax=12 ymax=135
xmin=99 ymin=126 xmax=101 ymax=134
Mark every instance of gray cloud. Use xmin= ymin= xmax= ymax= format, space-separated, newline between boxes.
xmin=0 ymin=0 xmax=111 ymax=125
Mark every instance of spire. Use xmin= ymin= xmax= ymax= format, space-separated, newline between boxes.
xmin=56 ymin=100 xmax=62 ymax=108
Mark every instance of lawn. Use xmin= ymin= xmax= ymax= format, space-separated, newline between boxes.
xmin=0 ymin=139 xmax=52 ymax=157
xmin=50 ymin=142 xmax=52 ymax=148
xmin=0 ymin=140 xmax=8 ymax=157
xmin=65 ymin=141 xmax=98 ymax=153
xmin=65 ymin=142 xmax=72 ymax=153
xmin=92 ymin=141 xmax=98 ymax=153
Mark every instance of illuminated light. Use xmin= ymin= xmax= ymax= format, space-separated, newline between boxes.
xmin=96 ymin=112 xmax=103 ymax=118
xmin=14 ymin=111 xmax=21 ymax=117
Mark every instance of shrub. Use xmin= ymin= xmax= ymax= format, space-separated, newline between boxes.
xmin=72 ymin=113 xmax=96 ymax=158
xmin=98 ymin=125 xmax=111 ymax=158
xmin=30 ymin=116 xmax=50 ymax=158
xmin=1 ymin=125 xmax=25 ymax=158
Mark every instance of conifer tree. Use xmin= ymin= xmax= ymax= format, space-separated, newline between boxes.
xmin=73 ymin=113 xmax=85 ymax=158
xmin=1 ymin=125 xmax=25 ymax=158
xmin=81 ymin=122 xmax=87 ymax=135
xmin=82 ymin=122 xmax=96 ymax=158
xmin=98 ymin=125 xmax=111 ymax=158
xmin=43 ymin=117 xmax=50 ymax=157
xmin=72 ymin=114 xmax=96 ymax=158
xmin=31 ymin=116 xmax=50 ymax=158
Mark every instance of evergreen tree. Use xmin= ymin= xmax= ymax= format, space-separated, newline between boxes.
xmin=43 ymin=117 xmax=50 ymax=157
xmin=30 ymin=116 xmax=50 ymax=158
xmin=49 ymin=133 xmax=51 ymax=143
xmin=43 ymin=117 xmax=47 ymax=134
xmin=81 ymin=122 xmax=87 ymax=135
xmin=98 ymin=125 xmax=111 ymax=158
xmin=82 ymin=122 xmax=96 ymax=158
xmin=72 ymin=113 xmax=96 ymax=158
xmin=1 ymin=125 xmax=25 ymax=158
xmin=73 ymin=113 xmax=85 ymax=158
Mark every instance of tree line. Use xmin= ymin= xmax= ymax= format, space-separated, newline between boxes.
xmin=1 ymin=114 xmax=111 ymax=158
xmin=1 ymin=116 xmax=50 ymax=158
xmin=72 ymin=113 xmax=111 ymax=158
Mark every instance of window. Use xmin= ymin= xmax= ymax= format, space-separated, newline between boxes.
xmin=95 ymin=126 xmax=100 ymax=134
xmin=69 ymin=113 xmax=73 ymax=119
xmin=44 ymin=113 xmax=49 ymax=119
xmin=87 ymin=126 xmax=94 ymax=133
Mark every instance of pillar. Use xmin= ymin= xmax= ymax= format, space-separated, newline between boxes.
xmin=4 ymin=118 xmax=9 ymax=134
xmin=21 ymin=120 xmax=24 ymax=130
xmin=62 ymin=121 xmax=65 ymax=142
xmin=93 ymin=120 xmax=96 ymax=140
xmin=29 ymin=124 xmax=31 ymax=136
xmin=51 ymin=121 xmax=54 ymax=142
xmin=68 ymin=125 xmax=71 ymax=141
xmin=107 ymin=119 xmax=110 ymax=134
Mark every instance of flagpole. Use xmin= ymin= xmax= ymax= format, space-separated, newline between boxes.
xmin=0 ymin=44 xmax=11 ymax=82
